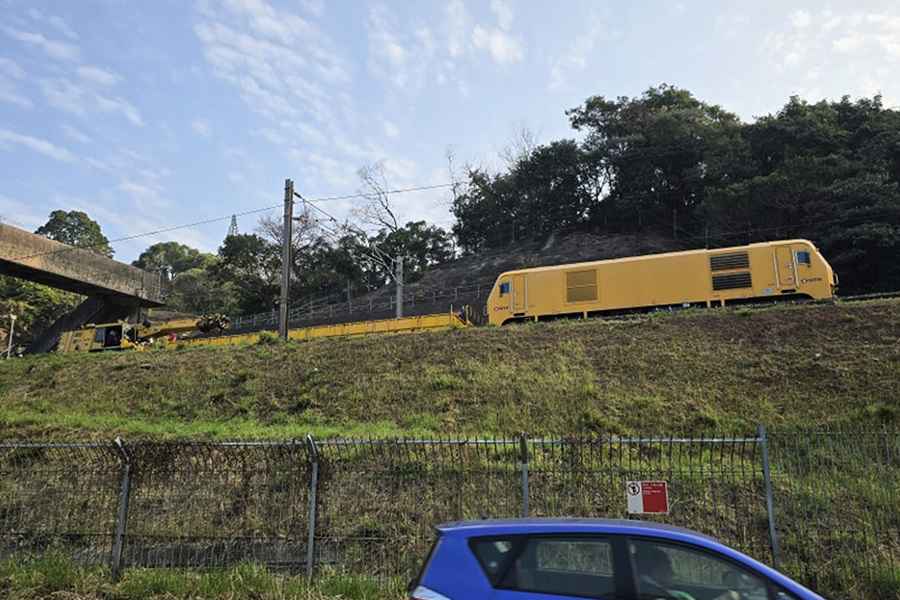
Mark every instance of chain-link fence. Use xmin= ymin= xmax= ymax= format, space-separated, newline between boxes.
xmin=1 ymin=429 xmax=898 ymax=599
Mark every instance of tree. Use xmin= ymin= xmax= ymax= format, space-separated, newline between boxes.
xmin=165 ymin=263 xmax=239 ymax=316
xmin=132 ymin=242 xmax=213 ymax=279
xmin=210 ymin=234 xmax=280 ymax=314
xmin=567 ymin=84 xmax=748 ymax=239
xmin=0 ymin=276 xmax=81 ymax=348
xmin=370 ymin=221 xmax=454 ymax=283
xmin=355 ymin=162 xmax=400 ymax=232
xmin=35 ymin=210 xmax=114 ymax=257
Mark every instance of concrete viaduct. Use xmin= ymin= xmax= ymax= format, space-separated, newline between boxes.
xmin=0 ymin=223 xmax=165 ymax=353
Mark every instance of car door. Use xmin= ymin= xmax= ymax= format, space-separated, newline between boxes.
xmin=480 ymin=535 xmax=626 ymax=600
xmin=629 ymin=537 xmax=781 ymax=600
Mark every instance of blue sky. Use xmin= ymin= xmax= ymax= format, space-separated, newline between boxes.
xmin=1 ymin=0 xmax=898 ymax=262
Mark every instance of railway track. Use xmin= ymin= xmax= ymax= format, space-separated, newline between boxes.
xmin=836 ymin=291 xmax=900 ymax=303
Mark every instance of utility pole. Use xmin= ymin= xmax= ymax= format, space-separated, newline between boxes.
xmin=394 ymin=255 xmax=404 ymax=319
xmin=279 ymin=179 xmax=294 ymax=340
xmin=6 ymin=314 xmax=16 ymax=359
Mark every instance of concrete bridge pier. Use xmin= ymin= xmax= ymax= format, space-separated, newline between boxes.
xmin=0 ymin=224 xmax=166 ymax=353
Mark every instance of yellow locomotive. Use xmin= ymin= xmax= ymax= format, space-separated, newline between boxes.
xmin=486 ymin=239 xmax=836 ymax=325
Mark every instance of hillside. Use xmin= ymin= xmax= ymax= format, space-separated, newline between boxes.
xmin=1 ymin=299 xmax=898 ymax=440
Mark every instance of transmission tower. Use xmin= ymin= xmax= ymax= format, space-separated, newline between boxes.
xmin=227 ymin=214 xmax=239 ymax=238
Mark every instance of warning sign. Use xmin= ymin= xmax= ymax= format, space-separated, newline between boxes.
xmin=626 ymin=480 xmax=669 ymax=514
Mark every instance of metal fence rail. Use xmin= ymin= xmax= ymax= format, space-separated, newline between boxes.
xmin=0 ymin=429 xmax=898 ymax=599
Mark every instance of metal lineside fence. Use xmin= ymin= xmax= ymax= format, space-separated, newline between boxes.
xmin=1 ymin=428 xmax=897 ymax=599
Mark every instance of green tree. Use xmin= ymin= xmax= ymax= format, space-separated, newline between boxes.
xmin=132 ymin=242 xmax=213 ymax=278
xmin=567 ymin=84 xmax=748 ymax=239
xmin=370 ymin=221 xmax=454 ymax=283
xmin=0 ymin=277 xmax=81 ymax=349
xmin=35 ymin=210 xmax=114 ymax=257
xmin=211 ymin=234 xmax=280 ymax=314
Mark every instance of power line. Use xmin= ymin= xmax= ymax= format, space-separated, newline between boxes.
xmin=7 ymin=181 xmax=457 ymax=263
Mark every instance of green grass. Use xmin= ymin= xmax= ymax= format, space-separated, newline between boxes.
xmin=0 ymin=554 xmax=403 ymax=599
xmin=0 ymin=299 xmax=897 ymax=440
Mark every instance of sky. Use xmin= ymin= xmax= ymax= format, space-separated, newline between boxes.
xmin=1 ymin=0 xmax=899 ymax=262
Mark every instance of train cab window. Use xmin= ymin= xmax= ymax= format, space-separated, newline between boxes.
xmin=796 ymin=251 xmax=811 ymax=265
xmin=499 ymin=282 xmax=510 ymax=296
xmin=94 ymin=328 xmax=105 ymax=343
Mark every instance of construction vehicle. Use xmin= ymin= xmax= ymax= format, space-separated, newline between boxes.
xmin=57 ymin=315 xmax=230 ymax=353
xmin=56 ymin=310 xmax=470 ymax=353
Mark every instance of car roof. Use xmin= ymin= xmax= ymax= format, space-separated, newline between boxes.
xmin=436 ymin=518 xmax=717 ymax=542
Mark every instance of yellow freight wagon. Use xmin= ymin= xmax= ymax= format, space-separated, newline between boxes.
xmin=486 ymin=239 xmax=836 ymax=326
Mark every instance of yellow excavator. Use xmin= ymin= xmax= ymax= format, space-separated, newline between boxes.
xmin=57 ymin=314 xmax=230 ymax=353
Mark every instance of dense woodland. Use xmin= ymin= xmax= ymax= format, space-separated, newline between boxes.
xmin=3 ymin=85 xmax=899 ymax=346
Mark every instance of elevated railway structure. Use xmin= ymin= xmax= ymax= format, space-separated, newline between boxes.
xmin=0 ymin=223 xmax=165 ymax=353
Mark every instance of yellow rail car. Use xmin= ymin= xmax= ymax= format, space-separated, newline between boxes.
xmin=486 ymin=239 xmax=836 ymax=326
xmin=57 ymin=318 xmax=226 ymax=353
xmin=166 ymin=310 xmax=470 ymax=349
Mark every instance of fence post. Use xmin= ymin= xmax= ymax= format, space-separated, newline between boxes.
xmin=519 ymin=434 xmax=529 ymax=518
xmin=110 ymin=437 xmax=132 ymax=581
xmin=758 ymin=424 xmax=780 ymax=567
xmin=305 ymin=435 xmax=320 ymax=581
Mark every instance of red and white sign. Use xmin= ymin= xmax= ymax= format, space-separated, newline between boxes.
xmin=626 ymin=480 xmax=669 ymax=514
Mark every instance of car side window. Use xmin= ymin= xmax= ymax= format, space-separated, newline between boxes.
xmin=499 ymin=281 xmax=510 ymax=296
xmin=630 ymin=539 xmax=769 ymax=600
xmin=502 ymin=536 xmax=616 ymax=598
xmin=796 ymin=250 xmax=811 ymax=265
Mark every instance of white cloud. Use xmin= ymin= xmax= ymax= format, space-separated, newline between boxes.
xmin=382 ymin=157 xmax=416 ymax=181
xmin=0 ymin=67 xmax=32 ymax=108
xmin=41 ymin=78 xmax=89 ymax=115
xmin=61 ymin=124 xmax=92 ymax=143
xmin=490 ymin=0 xmax=514 ymax=30
xmin=77 ymin=65 xmax=120 ymax=86
xmin=191 ymin=118 xmax=212 ymax=136
xmin=790 ymin=10 xmax=812 ymax=29
xmin=43 ymin=79 xmax=144 ymax=126
xmin=0 ymin=85 xmax=32 ymax=109
xmin=549 ymin=14 xmax=613 ymax=90
xmin=759 ymin=7 xmax=900 ymax=106
xmin=833 ymin=33 xmax=865 ymax=53
xmin=27 ymin=9 xmax=79 ymax=40
xmin=0 ymin=58 xmax=25 ymax=79
xmin=0 ymin=128 xmax=75 ymax=162
xmin=194 ymin=0 xmax=350 ymax=136
xmin=446 ymin=0 xmax=469 ymax=58
xmin=95 ymin=94 xmax=144 ymax=126
xmin=299 ymin=0 xmax=324 ymax=17
xmin=367 ymin=5 xmax=410 ymax=86
xmin=383 ymin=120 xmax=399 ymax=138
xmin=118 ymin=179 xmax=170 ymax=210
xmin=472 ymin=26 xmax=523 ymax=65
xmin=3 ymin=27 xmax=80 ymax=61
xmin=0 ymin=194 xmax=45 ymax=231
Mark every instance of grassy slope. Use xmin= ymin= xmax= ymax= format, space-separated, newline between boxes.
xmin=0 ymin=556 xmax=401 ymax=600
xmin=0 ymin=299 xmax=897 ymax=439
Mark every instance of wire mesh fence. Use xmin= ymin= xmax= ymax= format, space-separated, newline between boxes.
xmin=0 ymin=429 xmax=897 ymax=599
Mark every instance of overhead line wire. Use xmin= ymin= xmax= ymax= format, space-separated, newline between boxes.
xmin=7 ymin=182 xmax=456 ymax=262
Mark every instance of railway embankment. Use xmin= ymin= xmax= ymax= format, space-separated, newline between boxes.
xmin=1 ymin=298 xmax=897 ymax=439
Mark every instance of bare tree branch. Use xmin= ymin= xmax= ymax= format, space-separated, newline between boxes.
xmin=354 ymin=161 xmax=399 ymax=232
xmin=499 ymin=125 xmax=538 ymax=168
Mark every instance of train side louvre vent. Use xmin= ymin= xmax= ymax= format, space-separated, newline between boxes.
xmin=712 ymin=271 xmax=753 ymax=291
xmin=709 ymin=252 xmax=750 ymax=271
xmin=566 ymin=269 xmax=598 ymax=303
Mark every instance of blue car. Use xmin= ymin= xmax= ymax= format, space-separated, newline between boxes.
xmin=409 ymin=518 xmax=823 ymax=600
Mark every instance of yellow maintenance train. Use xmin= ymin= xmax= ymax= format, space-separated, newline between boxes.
xmin=486 ymin=239 xmax=836 ymax=325
xmin=57 ymin=239 xmax=836 ymax=352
